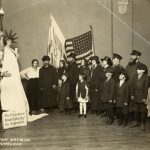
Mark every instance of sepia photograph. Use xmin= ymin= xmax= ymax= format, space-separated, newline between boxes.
xmin=0 ymin=0 xmax=150 ymax=149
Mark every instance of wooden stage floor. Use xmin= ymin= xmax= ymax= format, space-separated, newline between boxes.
xmin=0 ymin=112 xmax=150 ymax=150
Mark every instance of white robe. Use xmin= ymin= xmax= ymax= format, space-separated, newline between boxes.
xmin=0 ymin=47 xmax=48 ymax=124
xmin=1 ymin=46 xmax=29 ymax=113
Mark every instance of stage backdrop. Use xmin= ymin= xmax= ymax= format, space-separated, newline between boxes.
xmin=3 ymin=0 xmax=150 ymax=74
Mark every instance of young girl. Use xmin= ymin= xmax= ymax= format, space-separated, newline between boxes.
xmin=76 ymin=73 xmax=89 ymax=118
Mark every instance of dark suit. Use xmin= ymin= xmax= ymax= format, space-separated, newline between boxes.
xmin=60 ymin=80 xmax=72 ymax=111
xmin=131 ymin=74 xmax=149 ymax=103
xmin=101 ymin=77 xmax=115 ymax=121
xmin=39 ymin=65 xmax=58 ymax=109
xmin=115 ymin=81 xmax=129 ymax=107
xmin=126 ymin=61 xmax=148 ymax=113
xmin=90 ymin=65 xmax=103 ymax=111
xmin=67 ymin=61 xmax=79 ymax=105
xmin=115 ymin=81 xmax=129 ymax=115
xmin=113 ymin=64 xmax=124 ymax=82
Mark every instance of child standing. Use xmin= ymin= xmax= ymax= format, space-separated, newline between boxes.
xmin=115 ymin=69 xmax=129 ymax=127
xmin=101 ymin=67 xmax=115 ymax=125
xmin=131 ymin=63 xmax=149 ymax=130
xmin=76 ymin=73 xmax=89 ymax=118
xmin=60 ymin=73 xmax=72 ymax=115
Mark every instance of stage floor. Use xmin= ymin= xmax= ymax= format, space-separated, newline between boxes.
xmin=0 ymin=112 xmax=150 ymax=150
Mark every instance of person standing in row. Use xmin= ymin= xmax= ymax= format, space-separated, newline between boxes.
xmin=130 ymin=63 xmax=149 ymax=130
xmin=90 ymin=56 xmax=103 ymax=115
xmin=39 ymin=55 xmax=58 ymax=113
xmin=60 ymin=73 xmax=72 ymax=115
xmin=114 ymin=70 xmax=129 ymax=127
xmin=20 ymin=59 xmax=41 ymax=115
xmin=100 ymin=56 xmax=113 ymax=117
xmin=101 ymin=67 xmax=115 ymax=125
xmin=79 ymin=59 xmax=91 ymax=84
xmin=126 ymin=50 xmax=148 ymax=122
xmin=76 ymin=73 xmax=89 ymax=118
xmin=67 ymin=53 xmax=79 ymax=112
xmin=112 ymin=53 xmax=124 ymax=82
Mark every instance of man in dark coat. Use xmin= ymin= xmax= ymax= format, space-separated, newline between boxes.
xmin=66 ymin=53 xmax=79 ymax=112
xmin=112 ymin=53 xmax=124 ymax=82
xmin=39 ymin=55 xmax=58 ymax=113
xmin=90 ymin=56 xmax=104 ymax=114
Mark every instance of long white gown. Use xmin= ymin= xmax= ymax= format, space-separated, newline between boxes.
xmin=0 ymin=46 xmax=48 ymax=122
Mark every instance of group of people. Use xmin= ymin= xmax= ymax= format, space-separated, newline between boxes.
xmin=20 ymin=49 xmax=150 ymax=131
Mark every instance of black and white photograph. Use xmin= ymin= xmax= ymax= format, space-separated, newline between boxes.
xmin=0 ymin=0 xmax=150 ymax=149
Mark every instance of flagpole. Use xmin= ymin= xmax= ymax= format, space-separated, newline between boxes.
xmin=90 ymin=25 xmax=96 ymax=56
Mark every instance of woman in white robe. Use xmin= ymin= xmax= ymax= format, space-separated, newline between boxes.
xmin=0 ymin=38 xmax=48 ymax=123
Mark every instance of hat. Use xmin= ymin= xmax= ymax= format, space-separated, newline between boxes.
xmin=101 ymin=56 xmax=112 ymax=66
xmin=42 ymin=55 xmax=50 ymax=61
xmin=120 ymin=69 xmax=129 ymax=80
xmin=130 ymin=50 xmax=141 ymax=56
xmin=69 ymin=53 xmax=76 ymax=59
xmin=113 ymin=53 xmax=122 ymax=60
xmin=137 ymin=63 xmax=147 ymax=71
xmin=105 ymin=67 xmax=114 ymax=74
xmin=90 ymin=56 xmax=100 ymax=64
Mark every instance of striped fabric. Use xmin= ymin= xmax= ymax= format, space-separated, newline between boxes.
xmin=65 ymin=31 xmax=93 ymax=65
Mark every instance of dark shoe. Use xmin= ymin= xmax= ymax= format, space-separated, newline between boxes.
xmin=107 ymin=120 xmax=114 ymax=125
xmin=118 ymin=120 xmax=123 ymax=126
xmin=104 ymin=117 xmax=110 ymax=123
xmin=78 ymin=114 xmax=83 ymax=118
xmin=101 ymin=112 xmax=107 ymax=117
xmin=84 ymin=115 xmax=87 ymax=118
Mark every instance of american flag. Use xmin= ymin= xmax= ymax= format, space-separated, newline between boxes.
xmin=65 ymin=31 xmax=93 ymax=65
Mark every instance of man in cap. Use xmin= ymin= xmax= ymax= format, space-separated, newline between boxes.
xmin=39 ymin=55 xmax=58 ymax=113
xmin=89 ymin=56 xmax=103 ymax=115
xmin=112 ymin=53 xmax=124 ymax=82
xmin=66 ymin=53 xmax=79 ymax=112
xmin=130 ymin=63 xmax=149 ymax=130
xmin=126 ymin=50 xmax=148 ymax=80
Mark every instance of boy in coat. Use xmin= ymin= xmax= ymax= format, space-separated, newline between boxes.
xmin=130 ymin=63 xmax=149 ymax=130
xmin=114 ymin=69 xmax=129 ymax=126
xmin=60 ymin=73 xmax=72 ymax=115
xmin=101 ymin=67 xmax=115 ymax=125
